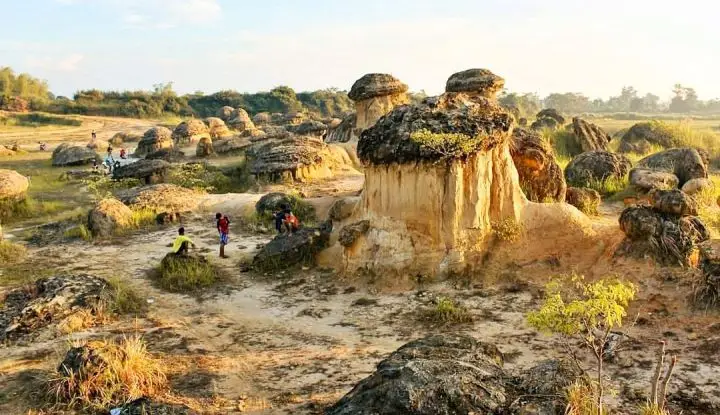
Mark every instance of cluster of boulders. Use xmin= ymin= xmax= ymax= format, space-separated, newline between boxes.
xmin=327 ymin=334 xmax=581 ymax=415
xmin=617 ymin=189 xmax=709 ymax=266
xmin=565 ymin=150 xmax=632 ymax=188
xmin=631 ymin=148 xmax=710 ymax=194
xmin=134 ymin=127 xmax=175 ymax=159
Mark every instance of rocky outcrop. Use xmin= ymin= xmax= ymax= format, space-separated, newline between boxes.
xmin=113 ymin=159 xmax=171 ymax=184
xmin=52 ymin=143 xmax=101 ymax=167
xmin=196 ymin=136 xmax=214 ymax=157
xmin=135 ymin=127 xmax=174 ymax=158
xmin=291 ymin=120 xmax=328 ymax=139
xmin=87 ymin=198 xmax=134 ymax=237
xmin=531 ymin=108 xmax=565 ymax=131
xmin=252 ymin=112 xmax=271 ymax=125
xmin=116 ymin=184 xmax=200 ymax=213
xmin=252 ymin=222 xmax=332 ymax=271
xmin=213 ymin=136 xmax=252 ymax=155
xmin=217 ymin=106 xmax=236 ymax=122
xmin=228 ymin=108 xmax=255 ymax=133
xmin=247 ymin=136 xmax=349 ymax=182
xmin=349 ymin=73 xmax=409 ymax=135
xmin=565 ymin=187 xmax=601 ymax=215
xmin=205 ymin=117 xmax=232 ymax=139
xmin=145 ymin=148 xmax=185 ymax=162
xmin=636 ymin=148 xmax=708 ymax=187
xmin=328 ymin=196 xmax=360 ymax=222
xmin=172 ymin=119 xmax=209 ymax=145
xmin=284 ymin=112 xmax=306 ymax=126
xmin=572 ymin=117 xmax=611 ymax=153
xmin=619 ymin=122 xmax=675 ymax=153
xmin=617 ymin=189 xmax=709 ymax=266
xmin=338 ymin=220 xmax=370 ymax=247
xmin=0 ymin=275 xmax=108 ymax=341
xmin=681 ymin=178 xmax=712 ymax=195
xmin=325 ymin=113 xmax=357 ymax=143
xmin=511 ymin=360 xmax=583 ymax=413
xmin=0 ymin=169 xmax=29 ymax=201
xmin=445 ymin=68 xmax=504 ymax=98
xmin=510 ymin=128 xmax=566 ymax=202
xmin=326 ymin=334 xmax=507 ymax=415
xmin=629 ymin=168 xmax=680 ymax=191
xmin=565 ymin=150 xmax=632 ymax=188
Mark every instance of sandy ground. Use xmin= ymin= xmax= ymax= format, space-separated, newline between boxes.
xmin=1 ymin=118 xmax=719 ymax=414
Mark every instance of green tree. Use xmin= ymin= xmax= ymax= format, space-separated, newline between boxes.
xmin=543 ymin=92 xmax=591 ymax=113
xmin=527 ymin=275 xmax=636 ymax=415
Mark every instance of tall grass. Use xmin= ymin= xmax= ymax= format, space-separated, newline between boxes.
xmin=0 ymin=197 xmax=67 ymax=224
xmin=662 ymin=121 xmax=720 ymax=158
xmin=0 ymin=240 xmax=27 ymax=263
xmin=695 ymin=174 xmax=720 ymax=237
xmin=422 ymin=297 xmax=473 ymax=325
xmin=0 ymin=113 xmax=81 ymax=128
xmin=154 ymin=256 xmax=218 ymax=292
xmin=540 ymin=127 xmax=581 ymax=160
xmin=103 ymin=277 xmax=147 ymax=315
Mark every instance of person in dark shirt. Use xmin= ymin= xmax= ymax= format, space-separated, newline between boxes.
xmin=215 ymin=212 xmax=230 ymax=258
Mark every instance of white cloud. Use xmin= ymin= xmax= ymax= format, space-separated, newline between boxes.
xmin=26 ymin=53 xmax=85 ymax=72
xmin=111 ymin=0 xmax=221 ymax=28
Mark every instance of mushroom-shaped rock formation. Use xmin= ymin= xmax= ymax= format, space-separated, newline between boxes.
xmin=564 ymin=150 xmax=632 ymax=188
xmin=445 ymin=68 xmax=504 ymax=98
xmin=113 ymin=159 xmax=171 ymax=184
xmin=171 ymin=119 xmax=210 ymax=145
xmin=134 ymin=127 xmax=174 ymax=159
xmin=320 ymin=69 xmax=596 ymax=277
xmin=115 ymin=184 xmax=200 ymax=214
xmin=571 ymin=117 xmax=611 ymax=153
xmin=349 ymin=73 xmax=409 ymax=134
xmin=291 ymin=120 xmax=328 ymax=138
xmin=252 ymin=112 xmax=271 ymax=125
xmin=196 ymin=136 xmax=215 ymax=157
xmin=228 ymin=108 xmax=255 ymax=132
xmin=530 ymin=108 xmax=566 ymax=131
xmin=204 ymin=117 xmax=232 ymax=139
xmin=510 ymin=128 xmax=566 ymax=202
xmin=217 ymin=106 xmax=236 ymax=122
xmin=325 ymin=113 xmax=358 ymax=143
xmin=87 ymin=198 xmax=134 ymax=238
xmin=0 ymin=169 xmax=29 ymax=202
xmin=52 ymin=143 xmax=101 ymax=167
xmin=636 ymin=148 xmax=707 ymax=187
xmin=619 ymin=121 xmax=676 ymax=153
xmin=246 ymin=136 xmax=335 ymax=182
xmin=213 ymin=136 xmax=252 ymax=155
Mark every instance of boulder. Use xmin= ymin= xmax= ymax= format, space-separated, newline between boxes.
xmin=565 ymin=187 xmax=601 ymax=215
xmin=564 ymin=150 xmax=632 ymax=188
xmin=196 ymin=136 xmax=214 ymax=158
xmin=228 ymin=108 xmax=255 ymax=132
xmin=109 ymin=132 xmax=142 ymax=146
xmin=252 ymin=221 xmax=332 ymax=271
xmin=0 ymin=169 xmax=29 ymax=201
xmin=328 ymin=196 xmax=360 ymax=222
xmin=213 ymin=136 xmax=252 ymax=155
xmin=650 ymin=189 xmax=698 ymax=216
xmin=252 ymin=112 xmax=271 ymax=125
xmin=114 ymin=398 xmax=194 ymax=415
xmin=510 ymin=128 xmax=566 ymax=202
xmin=255 ymin=192 xmax=292 ymax=216
xmin=116 ymin=184 xmax=200 ymax=213
xmin=511 ymin=360 xmax=582 ymax=414
xmin=682 ymin=178 xmax=712 ymax=195
xmin=571 ymin=117 xmax=611 ymax=153
xmin=325 ymin=113 xmax=358 ymax=143
xmin=135 ymin=127 xmax=174 ymax=158
xmin=629 ymin=168 xmax=679 ymax=191
xmin=86 ymin=139 xmax=110 ymax=152
xmin=172 ymin=119 xmax=210 ymax=145
xmin=291 ymin=120 xmax=328 ymax=138
xmin=349 ymin=73 xmax=409 ymax=132
xmin=531 ymin=109 xmax=565 ymax=131
xmin=338 ymin=220 xmax=370 ymax=247
xmin=217 ymin=106 xmax=236 ymax=122
xmin=145 ymin=148 xmax=185 ymax=162
xmin=326 ymin=334 xmax=507 ymax=415
xmin=51 ymin=143 xmax=101 ymax=167
xmin=619 ymin=121 xmax=675 ymax=153
xmin=87 ymin=198 xmax=133 ymax=237
xmin=204 ymin=117 xmax=232 ymax=139
xmin=327 ymin=118 xmax=342 ymax=129
xmin=636 ymin=148 xmax=708 ymax=186
xmin=536 ymin=108 xmax=566 ymax=125
xmin=113 ymin=159 xmax=171 ymax=184
xmin=445 ymin=68 xmax=504 ymax=98
xmin=247 ymin=136 xmax=335 ymax=182
xmin=0 ymin=275 xmax=108 ymax=341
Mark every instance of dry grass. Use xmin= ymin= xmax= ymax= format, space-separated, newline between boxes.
xmin=154 ymin=256 xmax=219 ymax=292
xmin=565 ymin=381 xmax=606 ymax=415
xmin=491 ymin=218 xmax=523 ymax=242
xmin=694 ymin=174 xmax=720 ymax=237
xmin=639 ymin=402 xmax=671 ymax=415
xmin=0 ymin=240 xmax=27 ymax=264
xmin=103 ymin=277 xmax=146 ymax=315
xmin=50 ymin=336 xmax=168 ymax=410
xmin=421 ymin=297 xmax=473 ymax=325
xmin=62 ymin=224 xmax=92 ymax=241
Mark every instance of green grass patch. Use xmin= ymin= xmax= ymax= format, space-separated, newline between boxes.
xmin=421 ymin=297 xmax=473 ymax=325
xmin=167 ymin=163 xmax=231 ymax=193
xmin=541 ymin=127 xmax=582 ymax=159
xmin=103 ymin=277 xmax=147 ymax=315
xmin=584 ymin=176 xmax=629 ymax=197
xmin=154 ymin=255 xmax=219 ymax=292
xmin=0 ymin=112 xmax=81 ymax=128
xmin=63 ymin=224 xmax=92 ymax=241
xmin=0 ymin=240 xmax=27 ymax=264
xmin=83 ymin=176 xmax=141 ymax=199
xmin=0 ymin=197 xmax=67 ymax=224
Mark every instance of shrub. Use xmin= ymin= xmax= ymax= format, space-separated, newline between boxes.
xmin=154 ymin=255 xmax=218 ymax=292
xmin=128 ymin=208 xmax=157 ymax=229
xmin=695 ymin=175 xmax=720 ymax=237
xmin=584 ymin=176 xmax=629 ymax=197
xmin=0 ymin=240 xmax=27 ymax=264
xmin=422 ymin=297 xmax=473 ymax=325
xmin=566 ymin=380 xmax=606 ymax=415
xmin=541 ymin=127 xmax=582 ymax=159
xmin=0 ymin=197 xmax=66 ymax=224
xmin=491 ymin=218 xmax=523 ymax=242
xmin=63 ymin=224 xmax=92 ymax=241
xmin=167 ymin=163 xmax=230 ymax=193
xmin=83 ymin=176 xmax=140 ymax=200
xmin=410 ymin=129 xmax=488 ymax=161
xmin=103 ymin=277 xmax=146 ymax=315
xmin=50 ymin=336 xmax=167 ymax=410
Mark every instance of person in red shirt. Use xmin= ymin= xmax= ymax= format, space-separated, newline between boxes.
xmin=215 ymin=212 xmax=230 ymax=258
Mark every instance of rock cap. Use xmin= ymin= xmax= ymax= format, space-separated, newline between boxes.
xmin=445 ymin=68 xmax=505 ymax=98
xmin=348 ymin=73 xmax=408 ymax=101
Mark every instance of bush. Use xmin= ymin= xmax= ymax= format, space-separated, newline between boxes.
xmin=50 ymin=336 xmax=167 ymax=410
xmin=167 ymin=163 xmax=230 ymax=193
xmin=421 ymin=297 xmax=473 ymax=325
xmin=584 ymin=176 xmax=629 ymax=197
xmin=83 ymin=176 xmax=141 ymax=200
xmin=410 ymin=129 xmax=488 ymax=161
xmin=103 ymin=277 xmax=146 ymax=315
xmin=154 ymin=255 xmax=218 ymax=292
xmin=566 ymin=380 xmax=606 ymax=415
xmin=0 ymin=240 xmax=27 ymax=264
xmin=0 ymin=197 xmax=66 ymax=224
xmin=492 ymin=218 xmax=523 ymax=242
xmin=63 ymin=224 xmax=92 ymax=241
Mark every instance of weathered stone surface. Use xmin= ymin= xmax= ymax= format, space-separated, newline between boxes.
xmin=510 ymin=128 xmax=566 ymax=202
xmin=536 ymin=109 xmax=565 ymax=125
xmin=629 ymin=168 xmax=679 ymax=191
xmin=530 ymin=117 xmax=559 ymax=131
xmin=252 ymin=112 xmax=271 ymax=125
xmin=116 ymin=184 xmax=200 ymax=213
xmin=349 ymin=74 xmax=408 ymax=101
xmin=213 ymin=136 xmax=252 ymax=155
xmin=135 ymin=127 xmax=174 ymax=158
xmin=252 ymin=221 xmax=332 ymax=271
xmin=445 ymin=68 xmax=504 ymax=98
xmin=205 ymin=117 xmax=232 ymax=139
xmin=326 ymin=334 xmax=507 ymax=415
xmin=255 ymin=192 xmax=292 ymax=216
xmin=566 ymin=187 xmax=601 ymax=215
xmin=145 ymin=148 xmax=185 ymax=162
xmin=328 ymin=196 xmax=360 ymax=222
xmin=291 ymin=120 xmax=328 ymax=138
xmin=172 ymin=119 xmax=209 ymax=145
xmin=358 ymin=93 xmax=513 ymax=165
xmin=565 ymin=150 xmax=632 ymax=188
xmin=531 ymin=109 xmax=565 ymax=131
xmin=650 ymin=189 xmax=698 ymax=216
xmin=52 ymin=143 xmax=101 ymax=167
xmin=87 ymin=198 xmax=133 ymax=237
xmin=109 ymin=132 xmax=141 ymax=146
xmin=682 ymin=178 xmax=712 ymax=195
xmin=196 ymin=136 xmax=214 ymax=158
xmin=619 ymin=122 xmax=675 ymax=153
xmin=0 ymin=169 xmax=29 ymax=201
xmin=572 ymin=117 xmax=611 ymax=153
xmin=0 ymin=275 xmax=108 ymax=341
xmin=636 ymin=148 xmax=708 ymax=186
xmin=510 ymin=360 xmax=582 ymax=414
xmin=217 ymin=106 xmax=236 ymax=122
xmin=338 ymin=220 xmax=370 ymax=247
xmin=116 ymin=398 xmax=196 ymax=415
xmin=228 ymin=108 xmax=255 ymax=132
xmin=325 ymin=113 xmax=358 ymax=143
xmin=247 ymin=136 xmax=333 ymax=182
xmin=113 ymin=159 xmax=171 ymax=184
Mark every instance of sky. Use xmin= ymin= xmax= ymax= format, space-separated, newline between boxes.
xmin=1 ymin=0 xmax=718 ymax=100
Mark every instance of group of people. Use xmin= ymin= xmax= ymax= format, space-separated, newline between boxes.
xmin=91 ymin=131 xmax=127 ymax=174
xmin=170 ymin=206 xmax=302 ymax=257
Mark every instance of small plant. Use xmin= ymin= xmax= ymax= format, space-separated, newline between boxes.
xmin=50 ymin=336 xmax=167 ymax=410
xmin=423 ymin=297 xmax=473 ymax=325
xmin=128 ymin=208 xmax=157 ymax=229
xmin=63 ymin=224 xmax=92 ymax=241
xmin=527 ymin=275 xmax=636 ymax=415
xmin=584 ymin=176 xmax=629 ymax=197
xmin=566 ymin=380 xmax=606 ymax=415
xmin=0 ymin=239 xmax=27 ymax=264
xmin=154 ymin=255 xmax=218 ymax=292
xmin=103 ymin=277 xmax=146 ymax=315
xmin=492 ymin=218 xmax=523 ymax=242
xmin=167 ymin=163 xmax=230 ymax=193
xmin=541 ymin=127 xmax=582 ymax=159
xmin=640 ymin=341 xmax=676 ymax=415
xmin=410 ymin=129 xmax=488 ymax=161
xmin=83 ymin=176 xmax=140 ymax=200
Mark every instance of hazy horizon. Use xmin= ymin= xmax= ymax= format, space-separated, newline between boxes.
xmin=2 ymin=0 xmax=718 ymax=100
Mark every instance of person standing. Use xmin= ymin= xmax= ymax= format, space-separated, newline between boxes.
xmin=91 ymin=130 xmax=97 ymax=140
xmin=215 ymin=212 xmax=230 ymax=258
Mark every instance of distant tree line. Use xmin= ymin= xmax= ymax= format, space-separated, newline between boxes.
xmin=2 ymin=66 xmax=720 ymax=119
